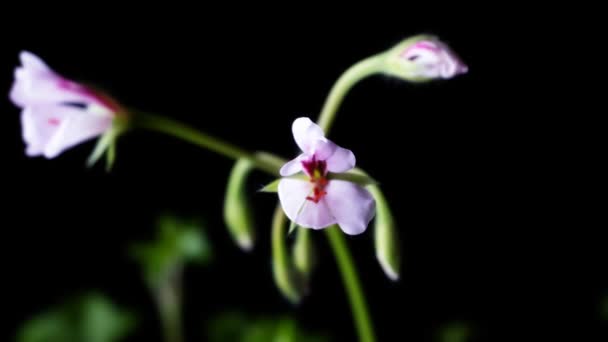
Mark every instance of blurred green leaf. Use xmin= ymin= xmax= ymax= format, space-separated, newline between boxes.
xmin=207 ymin=312 xmax=329 ymax=342
xmin=438 ymin=322 xmax=470 ymax=342
xmin=131 ymin=214 xmax=211 ymax=288
xmin=17 ymin=293 xmax=135 ymax=342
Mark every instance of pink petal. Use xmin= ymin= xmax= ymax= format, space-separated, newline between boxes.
xmin=326 ymin=146 xmax=356 ymax=173
xmin=278 ymin=178 xmax=336 ymax=229
xmin=280 ymin=154 xmax=305 ymax=176
xmin=324 ymin=180 xmax=375 ymax=235
xmin=292 ymin=117 xmax=325 ymax=154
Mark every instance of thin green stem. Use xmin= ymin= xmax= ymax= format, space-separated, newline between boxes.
xmin=317 ymin=54 xmax=384 ymax=134
xmin=133 ymin=111 xmax=283 ymax=175
xmin=325 ymin=227 xmax=376 ymax=342
xmin=317 ymin=55 xmax=383 ymax=342
xmin=155 ymin=267 xmax=183 ymax=342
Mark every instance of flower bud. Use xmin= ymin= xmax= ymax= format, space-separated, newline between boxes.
xmin=369 ymin=185 xmax=401 ymax=281
xmin=271 ymin=205 xmax=304 ymax=304
xmin=224 ymin=159 xmax=256 ymax=251
xmin=292 ymin=228 xmax=316 ymax=283
xmin=383 ymin=35 xmax=468 ymax=82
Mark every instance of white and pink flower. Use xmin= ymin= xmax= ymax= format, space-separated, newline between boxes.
xmin=398 ymin=37 xmax=468 ymax=80
xmin=278 ymin=118 xmax=375 ymax=235
xmin=9 ymin=51 xmax=122 ymax=159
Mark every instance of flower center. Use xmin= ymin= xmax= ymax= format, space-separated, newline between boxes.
xmin=301 ymin=156 xmax=328 ymax=204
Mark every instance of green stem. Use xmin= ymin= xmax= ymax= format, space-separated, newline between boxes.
xmin=317 ymin=55 xmax=383 ymax=342
xmin=317 ymin=54 xmax=384 ymax=134
xmin=133 ymin=111 xmax=283 ymax=175
xmin=325 ymin=227 xmax=376 ymax=342
xmin=156 ymin=267 xmax=183 ymax=342
xmin=130 ymin=52 xmax=384 ymax=342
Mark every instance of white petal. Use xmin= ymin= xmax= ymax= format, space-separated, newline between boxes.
xmin=278 ymin=178 xmax=336 ymax=229
xmin=325 ymin=180 xmax=375 ymax=235
xmin=19 ymin=51 xmax=53 ymax=72
xmin=43 ymin=109 xmax=113 ymax=159
xmin=292 ymin=117 xmax=325 ymax=154
xmin=280 ymin=154 xmax=305 ymax=176
xmin=326 ymin=146 xmax=356 ymax=173
xmin=10 ymin=51 xmax=108 ymax=108
xmin=19 ymin=104 xmax=112 ymax=159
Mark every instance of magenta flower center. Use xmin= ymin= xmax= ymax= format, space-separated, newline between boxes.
xmin=301 ymin=156 xmax=328 ymax=204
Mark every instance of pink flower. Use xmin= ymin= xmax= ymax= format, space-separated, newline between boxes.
xmin=9 ymin=51 xmax=122 ymax=159
xmin=398 ymin=37 xmax=468 ymax=80
xmin=278 ymin=118 xmax=375 ymax=235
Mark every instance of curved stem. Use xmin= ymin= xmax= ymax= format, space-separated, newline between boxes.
xmin=133 ymin=111 xmax=283 ymax=175
xmin=325 ymin=227 xmax=376 ymax=342
xmin=317 ymin=54 xmax=384 ymax=134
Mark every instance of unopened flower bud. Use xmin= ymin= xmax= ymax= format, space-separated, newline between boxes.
xmin=383 ymin=35 xmax=468 ymax=82
xmin=224 ymin=159 xmax=256 ymax=251
xmin=369 ymin=186 xmax=401 ymax=281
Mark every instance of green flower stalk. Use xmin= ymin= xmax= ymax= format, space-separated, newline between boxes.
xmin=318 ymin=34 xmax=468 ymax=133
xmin=224 ymin=158 xmax=256 ymax=251
xmin=369 ymin=186 xmax=400 ymax=281
xmin=271 ymin=205 xmax=304 ymax=304
xmin=293 ymin=227 xmax=316 ymax=287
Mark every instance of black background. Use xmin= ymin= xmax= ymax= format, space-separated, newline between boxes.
xmin=1 ymin=8 xmax=604 ymax=342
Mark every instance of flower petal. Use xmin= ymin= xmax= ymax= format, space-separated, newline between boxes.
xmin=292 ymin=117 xmax=325 ymax=154
xmin=44 ymin=110 xmax=113 ymax=159
xmin=400 ymin=40 xmax=467 ymax=80
xmin=325 ymin=180 xmax=375 ymax=235
xmin=279 ymin=154 xmax=305 ymax=176
xmin=10 ymin=51 xmax=105 ymax=108
xmin=19 ymin=104 xmax=112 ymax=159
xmin=310 ymin=138 xmax=337 ymax=160
xmin=326 ymin=146 xmax=356 ymax=173
xmin=20 ymin=51 xmax=52 ymax=72
xmin=278 ymin=178 xmax=336 ymax=229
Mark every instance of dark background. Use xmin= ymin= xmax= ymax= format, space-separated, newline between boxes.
xmin=1 ymin=9 xmax=604 ymax=342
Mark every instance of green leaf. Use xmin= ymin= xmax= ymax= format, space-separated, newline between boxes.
xmin=131 ymin=214 xmax=212 ymax=288
xmin=17 ymin=293 xmax=135 ymax=342
xmin=259 ymin=179 xmax=281 ymax=193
